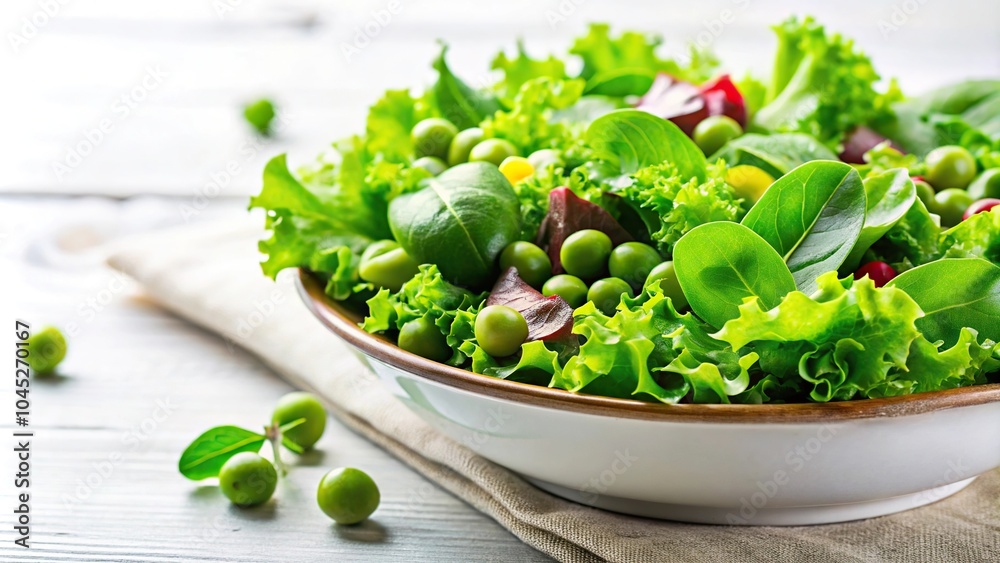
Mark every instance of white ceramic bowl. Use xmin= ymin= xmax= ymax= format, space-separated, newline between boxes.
xmin=298 ymin=271 xmax=1000 ymax=525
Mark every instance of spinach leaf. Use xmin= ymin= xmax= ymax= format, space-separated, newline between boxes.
xmin=888 ymin=258 xmax=1000 ymax=347
xmin=741 ymin=161 xmax=866 ymax=293
xmin=708 ymin=133 xmax=838 ymax=178
xmin=433 ymin=45 xmax=502 ymax=129
xmin=178 ymin=426 xmax=266 ymax=480
xmin=673 ymin=222 xmax=796 ymax=328
xmin=876 ymin=79 xmax=1000 ymax=156
xmin=583 ymin=68 xmax=655 ymax=97
xmin=586 ymin=109 xmax=706 ymax=181
xmin=389 ymin=162 xmax=521 ymax=289
xmin=843 ymin=169 xmax=916 ymax=271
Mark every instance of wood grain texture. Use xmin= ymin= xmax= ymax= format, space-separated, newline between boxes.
xmin=0 ymin=199 xmax=551 ymax=562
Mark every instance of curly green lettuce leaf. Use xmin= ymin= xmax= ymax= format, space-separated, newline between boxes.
xmin=551 ymin=288 xmax=751 ymax=403
xmin=481 ymin=77 xmax=586 ymax=154
xmin=863 ymin=198 xmax=942 ymax=272
xmin=619 ymin=160 xmax=744 ymax=255
xmin=899 ymin=329 xmax=1000 ymax=394
xmin=570 ymin=23 xmax=719 ymax=87
xmin=459 ymin=340 xmax=563 ymax=386
xmin=939 ymin=207 xmax=1000 ymax=264
xmin=752 ymin=16 xmax=901 ymax=150
xmin=491 ymin=40 xmax=568 ymax=102
xmin=250 ymin=154 xmax=392 ymax=299
xmin=362 ymin=265 xmax=487 ymax=365
xmin=714 ymin=273 xmax=922 ymax=402
xmin=365 ymin=89 xmax=429 ymax=162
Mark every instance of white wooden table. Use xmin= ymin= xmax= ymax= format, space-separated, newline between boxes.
xmin=1 ymin=0 xmax=997 ymax=560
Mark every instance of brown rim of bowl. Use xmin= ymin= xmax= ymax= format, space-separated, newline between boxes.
xmin=297 ymin=269 xmax=1000 ymax=423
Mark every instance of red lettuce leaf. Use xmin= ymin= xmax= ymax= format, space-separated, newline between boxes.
xmin=536 ymin=187 xmax=633 ymax=274
xmin=487 ymin=267 xmax=574 ymax=341
xmin=636 ymin=73 xmax=747 ymax=136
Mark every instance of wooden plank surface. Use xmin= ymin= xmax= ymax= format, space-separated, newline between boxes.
xmin=0 ymin=197 xmax=551 ymax=561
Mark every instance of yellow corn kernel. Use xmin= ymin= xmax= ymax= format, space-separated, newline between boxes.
xmin=499 ymin=156 xmax=535 ymax=184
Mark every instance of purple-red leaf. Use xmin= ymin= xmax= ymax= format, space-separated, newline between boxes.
xmin=636 ymin=73 xmax=747 ymax=136
xmin=536 ymin=187 xmax=632 ymax=274
xmin=839 ymin=126 xmax=903 ymax=164
xmin=487 ymin=267 xmax=574 ymax=341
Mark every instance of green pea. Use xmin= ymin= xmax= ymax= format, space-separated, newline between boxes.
xmin=474 ymin=305 xmax=528 ymax=357
xmin=243 ymin=98 xmax=276 ymax=135
xmin=219 ymin=452 xmax=278 ymax=507
xmin=412 ymin=156 xmax=448 ymax=176
xmin=499 ymin=241 xmax=552 ymax=288
xmin=398 ymin=317 xmax=451 ymax=362
xmin=358 ymin=240 xmax=420 ymax=292
xmin=317 ymin=467 xmax=380 ymax=525
xmin=542 ymin=275 xmax=588 ymax=308
xmin=27 ymin=326 xmax=67 ymax=375
xmin=527 ymin=149 xmax=563 ymax=170
xmin=968 ymin=169 xmax=1000 ymax=200
xmin=469 ymin=139 xmax=518 ymax=167
xmin=587 ymin=277 xmax=633 ymax=316
xmin=913 ymin=179 xmax=936 ymax=208
xmin=929 ymin=188 xmax=975 ymax=227
xmin=693 ymin=115 xmax=743 ymax=156
xmin=447 ymin=128 xmax=485 ymax=166
xmin=924 ymin=145 xmax=977 ymax=190
xmin=645 ymin=261 xmax=688 ymax=309
xmin=608 ymin=242 xmax=661 ymax=290
xmin=272 ymin=392 xmax=327 ymax=450
xmin=412 ymin=118 xmax=458 ymax=161
xmin=560 ymin=229 xmax=612 ymax=280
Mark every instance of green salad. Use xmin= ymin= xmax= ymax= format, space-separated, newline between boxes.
xmin=252 ymin=16 xmax=1000 ymax=404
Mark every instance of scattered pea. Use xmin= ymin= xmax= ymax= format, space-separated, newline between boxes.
xmin=272 ymin=392 xmax=327 ymax=450
xmin=317 ymin=467 xmax=381 ymax=525
xmin=219 ymin=452 xmax=278 ymax=507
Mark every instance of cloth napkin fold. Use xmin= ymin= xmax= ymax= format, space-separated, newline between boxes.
xmin=107 ymin=219 xmax=1000 ymax=563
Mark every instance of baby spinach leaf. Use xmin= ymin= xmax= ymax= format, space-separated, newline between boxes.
xmin=433 ymin=45 xmax=501 ymax=129
xmin=888 ymin=258 xmax=1000 ymax=347
xmin=389 ymin=162 xmax=521 ymax=289
xmin=741 ymin=161 xmax=866 ymax=293
xmin=583 ymin=68 xmax=656 ymax=97
xmin=178 ymin=426 xmax=266 ymax=480
xmin=586 ymin=109 xmax=706 ymax=181
xmin=708 ymin=133 xmax=838 ymax=178
xmin=673 ymin=222 xmax=796 ymax=328
xmin=843 ymin=169 xmax=916 ymax=271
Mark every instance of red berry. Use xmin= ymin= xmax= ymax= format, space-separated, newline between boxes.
xmin=963 ymin=198 xmax=1000 ymax=221
xmin=855 ymin=261 xmax=897 ymax=288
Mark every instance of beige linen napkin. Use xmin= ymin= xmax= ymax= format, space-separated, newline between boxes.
xmin=108 ymin=219 xmax=1000 ymax=563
